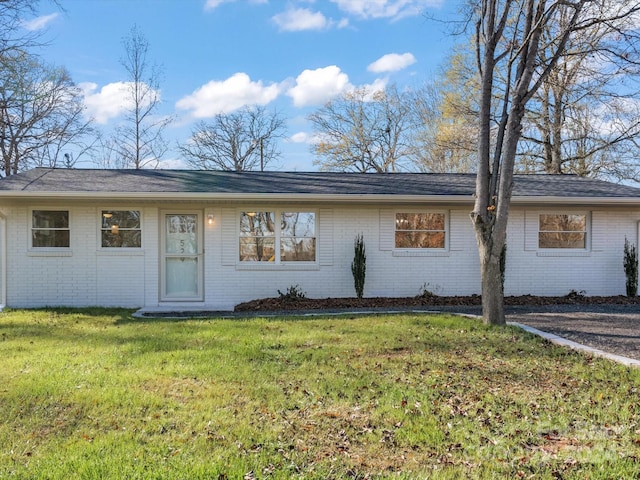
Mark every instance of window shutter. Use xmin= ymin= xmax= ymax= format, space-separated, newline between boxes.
xmin=221 ymin=208 xmax=236 ymax=266
xmin=524 ymin=211 xmax=538 ymax=251
xmin=448 ymin=210 xmax=464 ymax=251
xmin=590 ymin=211 xmax=603 ymax=252
xmin=318 ymin=209 xmax=333 ymax=266
xmin=379 ymin=209 xmax=395 ymax=251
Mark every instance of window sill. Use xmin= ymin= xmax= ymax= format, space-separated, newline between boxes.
xmin=392 ymin=250 xmax=450 ymax=257
xmin=28 ymin=249 xmax=73 ymax=257
xmin=236 ymin=262 xmax=320 ymax=271
xmin=536 ymin=250 xmax=591 ymax=257
xmin=97 ymin=249 xmax=145 ymax=256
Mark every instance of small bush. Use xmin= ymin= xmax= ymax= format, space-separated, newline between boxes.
xmin=352 ymin=233 xmax=366 ymax=299
xmin=566 ymin=289 xmax=586 ymax=300
xmin=277 ymin=285 xmax=307 ymax=301
xmin=624 ymin=237 xmax=638 ymax=296
xmin=416 ymin=283 xmax=440 ymax=299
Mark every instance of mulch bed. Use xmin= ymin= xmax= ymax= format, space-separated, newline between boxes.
xmin=235 ymin=292 xmax=640 ymax=312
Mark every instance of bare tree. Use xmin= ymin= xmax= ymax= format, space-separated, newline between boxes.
xmin=471 ymin=0 xmax=640 ymax=325
xmin=179 ymin=106 xmax=286 ymax=171
xmin=0 ymin=0 xmax=43 ymax=56
xmin=519 ymin=9 xmax=640 ymax=180
xmin=0 ymin=54 xmax=93 ymax=175
xmin=111 ymin=25 xmax=171 ymax=169
xmin=0 ymin=0 xmax=93 ymax=175
xmin=436 ymin=11 xmax=640 ymax=184
xmin=412 ymin=55 xmax=478 ymax=173
xmin=92 ymin=134 xmax=122 ymax=169
xmin=309 ymin=85 xmax=423 ymax=173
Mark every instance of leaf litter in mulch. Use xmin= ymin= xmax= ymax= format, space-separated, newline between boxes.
xmin=234 ymin=291 xmax=640 ymax=312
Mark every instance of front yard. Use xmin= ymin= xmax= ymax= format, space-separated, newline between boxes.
xmin=1 ymin=309 xmax=639 ymax=479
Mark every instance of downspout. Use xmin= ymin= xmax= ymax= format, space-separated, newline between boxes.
xmin=0 ymin=214 xmax=6 ymax=310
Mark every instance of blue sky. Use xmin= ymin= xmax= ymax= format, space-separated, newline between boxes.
xmin=29 ymin=0 xmax=463 ymax=170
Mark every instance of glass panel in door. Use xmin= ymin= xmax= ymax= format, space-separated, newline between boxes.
xmin=164 ymin=214 xmax=201 ymax=299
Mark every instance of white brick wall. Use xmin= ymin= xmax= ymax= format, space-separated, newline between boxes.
xmin=5 ymin=205 xmax=149 ymax=308
xmin=2 ymin=202 xmax=639 ymax=309
xmin=504 ymin=208 xmax=640 ymax=296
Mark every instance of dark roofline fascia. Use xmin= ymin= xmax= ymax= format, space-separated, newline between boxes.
xmin=0 ymin=192 xmax=471 ymax=203
xmin=0 ymin=191 xmax=638 ymax=205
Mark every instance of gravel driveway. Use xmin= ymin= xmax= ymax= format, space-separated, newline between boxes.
xmin=504 ymin=304 xmax=640 ymax=361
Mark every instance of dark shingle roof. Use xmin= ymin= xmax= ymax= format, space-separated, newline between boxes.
xmin=0 ymin=168 xmax=639 ymax=200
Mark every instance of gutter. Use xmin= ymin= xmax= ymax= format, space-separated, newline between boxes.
xmin=511 ymin=196 xmax=640 ymax=206
xmin=0 ymin=192 xmax=475 ymax=203
xmin=0 ymin=192 xmax=637 ymax=205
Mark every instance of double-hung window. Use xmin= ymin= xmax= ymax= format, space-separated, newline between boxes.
xmin=32 ymin=210 xmax=69 ymax=248
xmin=280 ymin=212 xmax=316 ymax=261
xmin=101 ymin=210 xmax=142 ymax=248
xmin=239 ymin=212 xmax=275 ymax=261
xmin=239 ymin=211 xmax=316 ymax=263
xmin=395 ymin=212 xmax=446 ymax=249
xmin=538 ymin=214 xmax=587 ymax=249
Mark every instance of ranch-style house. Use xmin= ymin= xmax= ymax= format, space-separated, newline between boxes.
xmin=0 ymin=167 xmax=638 ymax=312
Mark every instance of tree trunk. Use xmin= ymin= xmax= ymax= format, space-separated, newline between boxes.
xmin=550 ymin=86 xmax=564 ymax=173
xmin=472 ymin=212 xmax=508 ymax=326
xmin=479 ymin=240 xmax=505 ymax=325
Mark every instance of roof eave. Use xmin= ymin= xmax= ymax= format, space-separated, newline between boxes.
xmin=0 ymin=192 xmax=637 ymax=205
xmin=511 ymin=195 xmax=640 ymax=205
xmin=0 ymin=192 xmax=475 ymax=203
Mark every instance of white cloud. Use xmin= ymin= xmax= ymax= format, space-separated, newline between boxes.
xmin=589 ymin=97 xmax=640 ymax=136
xmin=358 ymin=78 xmax=389 ymax=98
xmin=272 ymin=8 xmax=329 ymax=31
xmin=176 ymin=73 xmax=281 ymax=117
xmin=289 ymin=131 xmax=323 ymax=145
xmin=290 ymin=132 xmax=311 ymax=143
xmin=368 ymin=52 xmax=416 ymax=73
xmin=287 ymin=66 xmax=352 ymax=107
xmin=271 ymin=7 xmax=349 ymax=31
xmin=22 ymin=13 xmax=59 ymax=31
xmin=79 ymin=82 xmax=135 ymax=124
xmin=204 ymin=0 xmax=231 ymax=10
xmin=157 ymin=158 xmax=188 ymax=169
xmin=204 ymin=0 xmax=267 ymax=11
xmin=331 ymin=0 xmax=443 ymax=20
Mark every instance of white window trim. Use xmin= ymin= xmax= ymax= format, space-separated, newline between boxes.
xmin=28 ymin=208 xmax=72 ymax=253
xmin=237 ymin=208 xmax=318 ymax=267
xmin=536 ymin=210 xmax=591 ymax=256
xmin=392 ymin=210 xmax=450 ymax=257
xmin=98 ymin=208 xmax=143 ymax=250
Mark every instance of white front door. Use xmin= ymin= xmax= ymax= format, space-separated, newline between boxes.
xmin=161 ymin=212 xmax=203 ymax=301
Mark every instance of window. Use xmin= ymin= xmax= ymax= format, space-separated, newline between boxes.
xmin=281 ymin=212 xmax=316 ymax=261
xmin=395 ymin=212 xmax=446 ymax=249
xmin=101 ymin=210 xmax=141 ymax=248
xmin=32 ymin=210 xmax=69 ymax=248
xmin=239 ymin=211 xmax=316 ymax=262
xmin=539 ymin=214 xmax=586 ymax=249
xmin=240 ymin=212 xmax=275 ymax=261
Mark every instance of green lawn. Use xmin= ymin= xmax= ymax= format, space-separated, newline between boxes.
xmin=1 ymin=309 xmax=639 ymax=479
